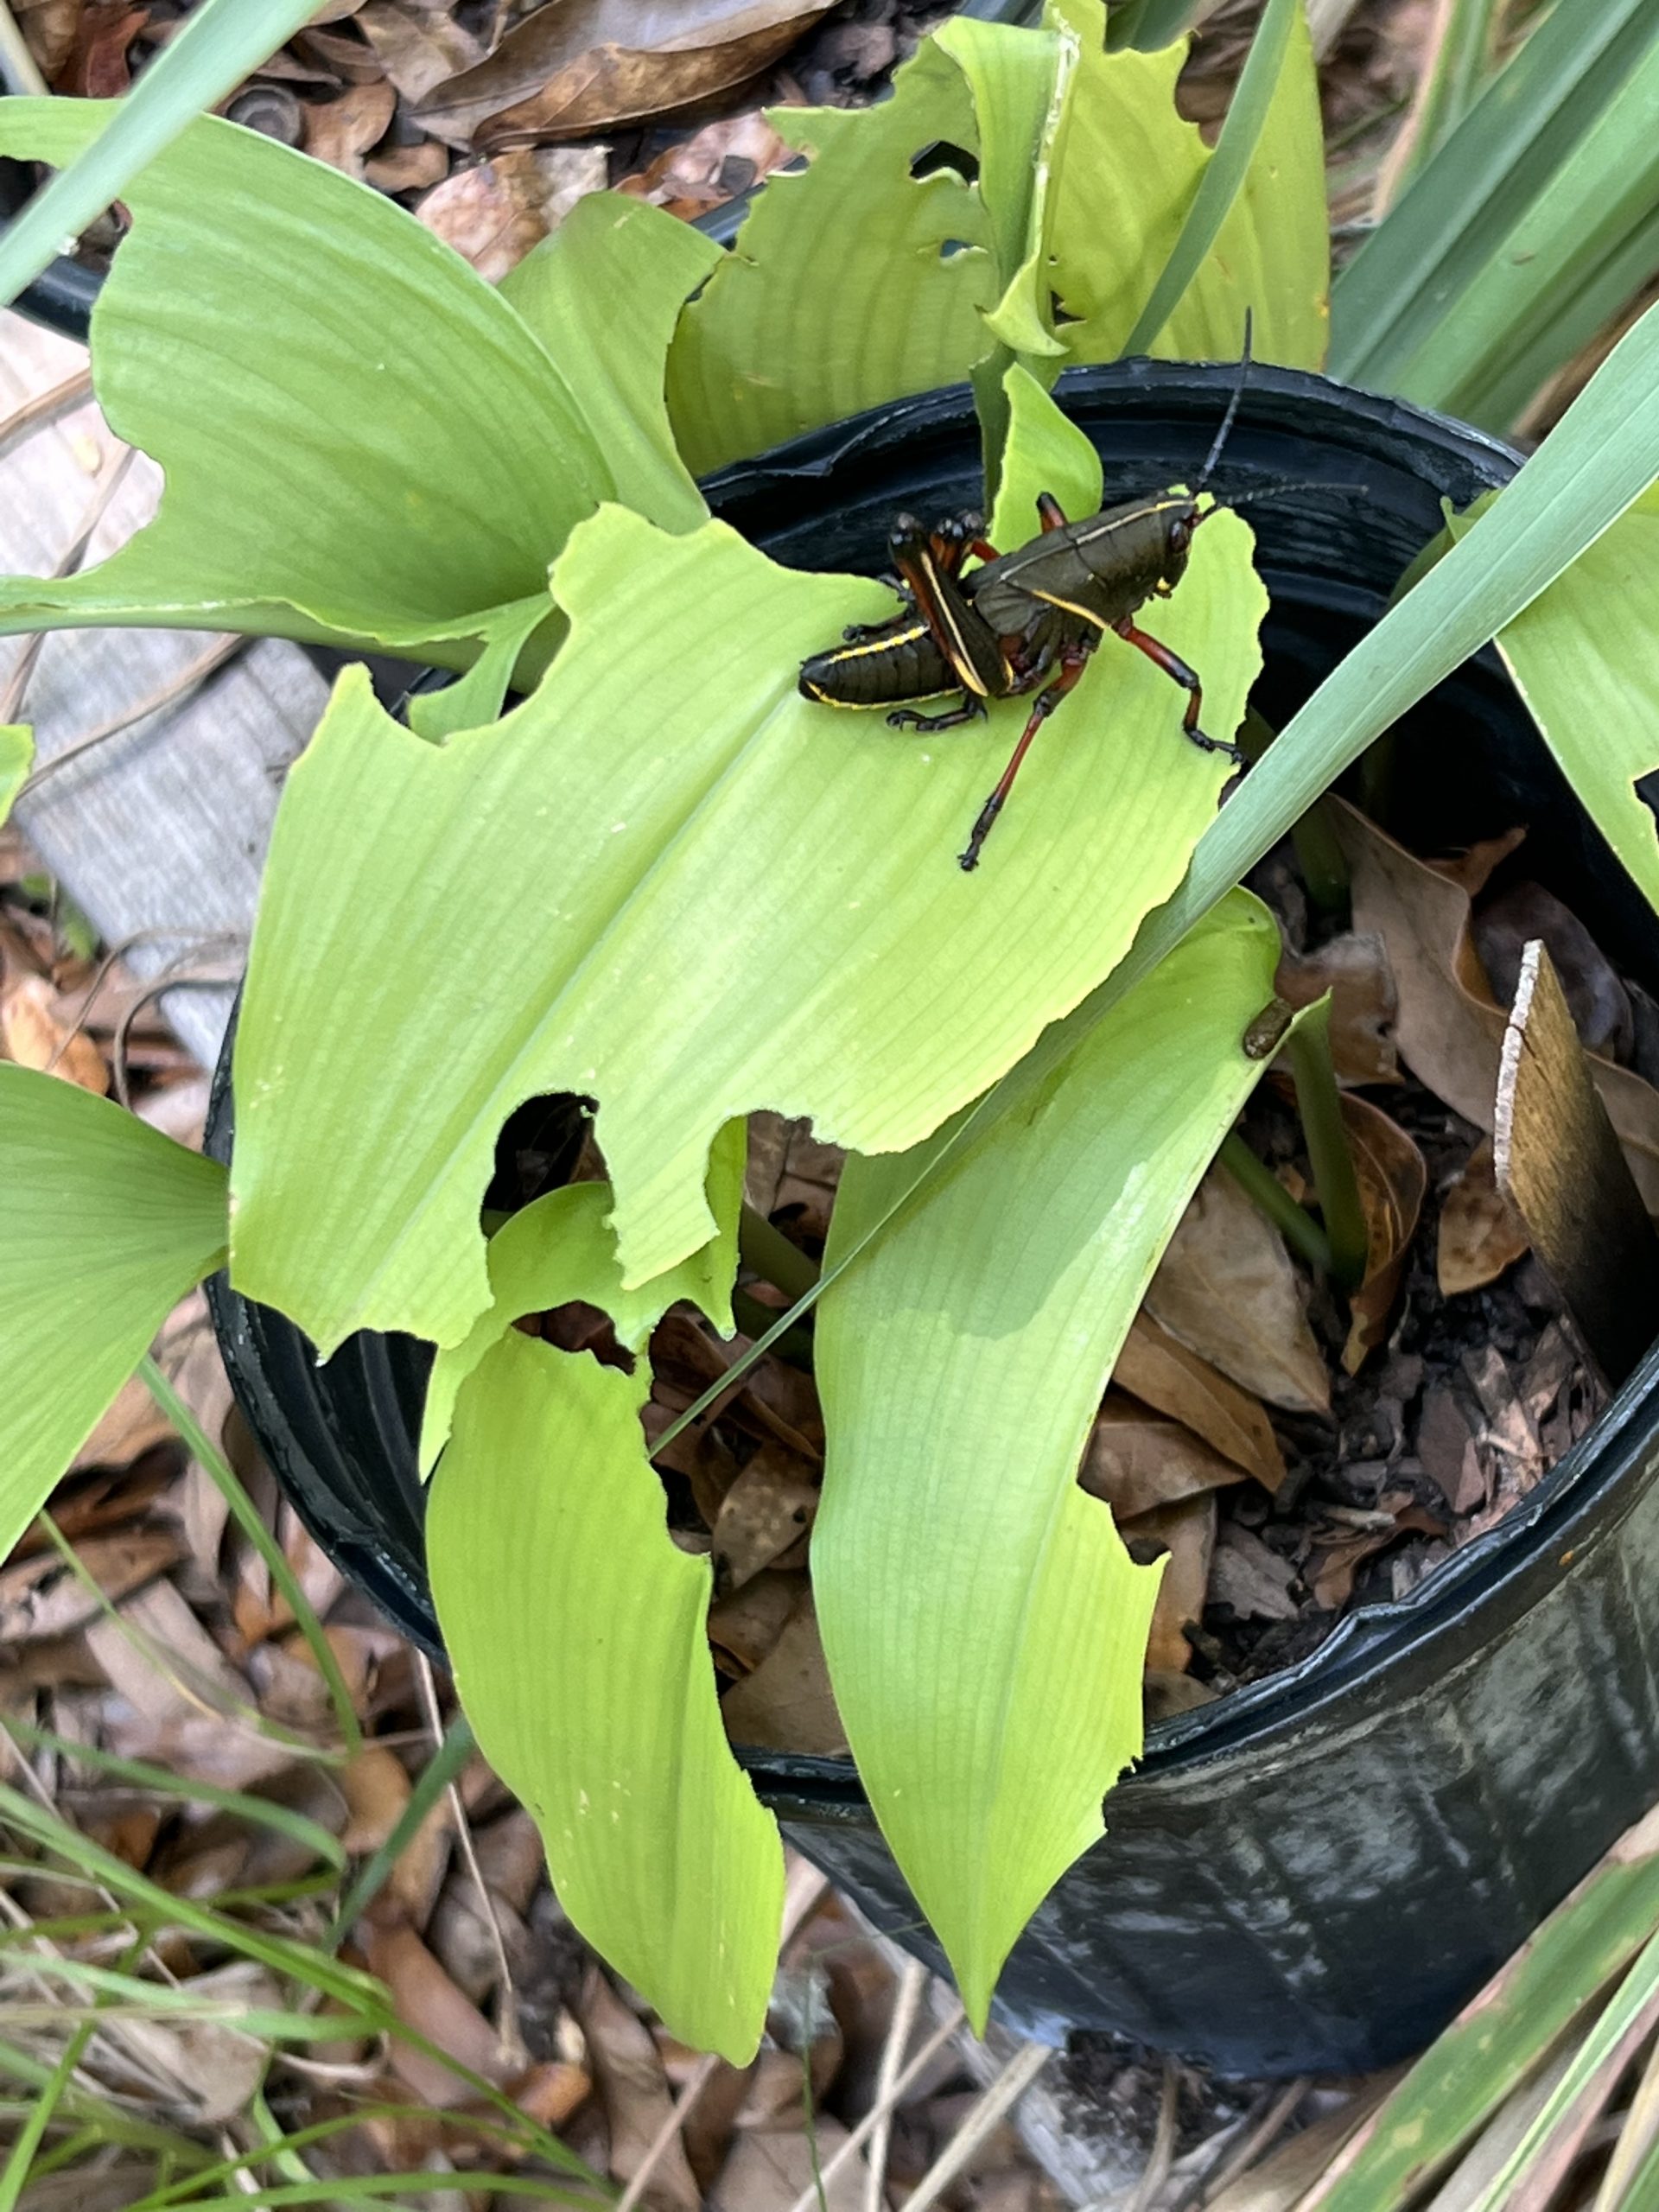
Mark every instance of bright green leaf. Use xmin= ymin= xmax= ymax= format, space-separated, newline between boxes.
xmin=0 ymin=0 xmax=320 ymax=307
xmin=231 ymin=484 xmax=1263 ymax=1357
xmin=1120 ymin=0 xmax=1327 ymax=364
xmin=500 ymin=194 xmax=721 ymax=538
xmin=1447 ymin=485 xmax=1659 ymax=917
xmin=812 ymin=891 xmax=1281 ymax=2028
xmin=1046 ymin=0 xmax=1327 ymax=370
xmin=988 ymin=360 xmax=1103 ymax=545
xmin=0 ymin=104 xmax=692 ymax=669
xmin=0 ymin=727 xmax=30 ymax=825
xmin=417 ymin=1128 xmax=744 ymax=1474
xmin=429 ymin=1325 xmax=783 ymax=2063
xmin=936 ymin=13 xmax=1071 ymax=365
xmin=0 ymin=1065 xmax=227 ymax=1560
xmin=665 ymin=45 xmax=992 ymax=476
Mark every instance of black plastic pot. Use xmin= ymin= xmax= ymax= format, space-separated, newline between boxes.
xmin=0 ymin=0 xmax=1044 ymax=341
xmin=207 ymin=360 xmax=1659 ymax=2078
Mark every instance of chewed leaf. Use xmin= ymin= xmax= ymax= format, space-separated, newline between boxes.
xmin=232 ymin=465 xmax=1264 ymax=1356
xmin=501 ymin=194 xmax=721 ymax=538
xmin=0 ymin=1065 xmax=228 ymax=1559
xmin=417 ymin=1125 xmax=744 ymax=1474
xmin=812 ymin=893 xmax=1283 ymax=2026
xmin=665 ymin=41 xmax=992 ymax=475
xmin=429 ymin=1327 xmax=782 ymax=2062
xmin=0 ymin=105 xmax=707 ymax=668
xmin=1045 ymin=0 xmax=1327 ymax=370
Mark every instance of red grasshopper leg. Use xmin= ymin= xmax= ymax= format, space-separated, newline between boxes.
xmin=958 ymin=646 xmax=1088 ymax=873
xmin=1113 ymin=619 xmax=1247 ymax=766
xmin=1036 ymin=493 xmax=1068 ymax=533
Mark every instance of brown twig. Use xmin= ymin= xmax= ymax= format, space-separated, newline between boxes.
xmin=414 ymin=1651 xmax=526 ymax=2073
xmin=896 ymin=2037 xmax=1053 ymax=2212
xmin=0 ymin=367 xmax=97 ymax=467
xmin=18 ymin=635 xmax=247 ymax=801
xmin=0 ymin=443 xmax=138 ymax=726
xmin=615 ymin=1859 xmax=831 ymax=2212
xmin=865 ymin=1957 xmax=926 ymax=2212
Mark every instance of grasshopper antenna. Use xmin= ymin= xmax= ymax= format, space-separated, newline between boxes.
xmin=1195 ymin=308 xmax=1253 ymax=495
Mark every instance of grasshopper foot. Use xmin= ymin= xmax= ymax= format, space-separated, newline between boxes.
xmin=1185 ymin=727 xmax=1248 ymax=768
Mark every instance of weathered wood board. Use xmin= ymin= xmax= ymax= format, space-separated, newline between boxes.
xmin=0 ymin=308 xmax=330 ymax=1067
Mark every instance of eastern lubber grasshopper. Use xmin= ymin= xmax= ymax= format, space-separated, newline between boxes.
xmin=799 ymin=334 xmax=1262 ymax=871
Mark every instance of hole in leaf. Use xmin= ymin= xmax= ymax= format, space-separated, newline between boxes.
xmin=910 ymin=140 xmax=979 ymax=184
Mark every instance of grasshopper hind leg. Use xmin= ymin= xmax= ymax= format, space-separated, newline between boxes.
xmin=1114 ymin=619 xmax=1247 ymax=767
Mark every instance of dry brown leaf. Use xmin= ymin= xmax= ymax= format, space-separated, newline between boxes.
xmin=357 ymin=0 xmax=485 ymax=108
xmin=719 ymin=1589 xmax=846 ymax=1754
xmin=364 ymin=139 xmax=450 ymax=191
xmin=1145 ymin=1161 xmax=1331 ymax=1414
xmin=294 ymin=22 xmax=385 ymax=81
xmin=577 ymin=1966 xmax=701 ymax=2212
xmin=616 ymin=107 xmax=797 ymax=216
xmin=415 ymin=145 xmax=608 ymax=280
xmin=1078 ymin=1392 xmax=1245 ymax=1521
xmin=471 ymin=1807 xmax=546 ymax=1916
xmin=512 ymin=2057 xmax=594 ymax=2131
xmin=62 ymin=0 xmax=145 ymax=97
xmin=1208 ymin=1524 xmax=1299 ymax=1622
xmin=710 ymin=2119 xmax=869 ymax=2212
xmin=302 ymin=76 xmax=397 ymax=175
xmin=1340 ymin=1094 xmax=1427 ymax=1373
xmin=2 ymin=972 xmax=109 ymax=1091
xmin=418 ymin=0 xmax=830 ymax=147
xmin=0 ymin=1529 xmax=184 ymax=1641
xmin=1118 ymin=1492 xmax=1215 ymax=1674
xmin=365 ymin=1914 xmax=512 ymax=2107
xmin=16 ymin=0 xmax=79 ymax=79
xmin=711 ymin=1449 xmax=817 ymax=1597
xmin=1144 ymin=1669 xmax=1218 ymax=1721
xmin=1111 ymin=1313 xmax=1284 ymax=1489
xmin=115 ymin=1962 xmax=285 ymax=2123
xmin=1472 ymin=879 xmax=1633 ymax=1060
xmin=1275 ymin=929 xmax=1402 ymax=1084
xmin=83 ymin=1573 xmax=251 ymax=1719
xmin=708 ymin=1567 xmax=800 ymax=1675
xmin=339 ymin=1744 xmax=412 ymax=1853
xmin=1438 ymin=1135 xmax=1529 ymax=1295
xmin=1310 ymin=1502 xmax=1446 ymax=1610
xmin=1418 ymin=1383 xmax=1486 ymax=1514
xmin=71 ymin=1373 xmax=175 ymax=1471
xmin=1336 ymin=802 xmax=1659 ymax=1208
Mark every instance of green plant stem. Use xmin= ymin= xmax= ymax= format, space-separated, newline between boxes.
xmin=738 ymin=1205 xmax=820 ymax=1300
xmin=731 ymin=1289 xmax=816 ymax=1371
xmin=1120 ymin=0 xmax=1300 ymax=354
xmin=1217 ymin=1132 xmax=1332 ymax=1274
xmin=324 ymin=1714 xmax=474 ymax=1949
xmin=1286 ymin=1001 xmax=1368 ymax=1291
xmin=1236 ymin=709 xmax=1349 ymax=913
xmin=137 ymin=1355 xmax=361 ymax=1758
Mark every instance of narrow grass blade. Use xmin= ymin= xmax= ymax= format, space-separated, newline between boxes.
xmin=1121 ymin=0 xmax=1306 ymax=357
xmin=1330 ymin=0 xmax=1659 ymax=392
xmin=1 ymin=1718 xmax=346 ymax=1869
xmin=0 ymin=0 xmax=323 ymax=306
xmin=325 ymin=1713 xmax=473 ymax=1948
xmin=138 ymin=1355 xmax=361 ymax=1757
